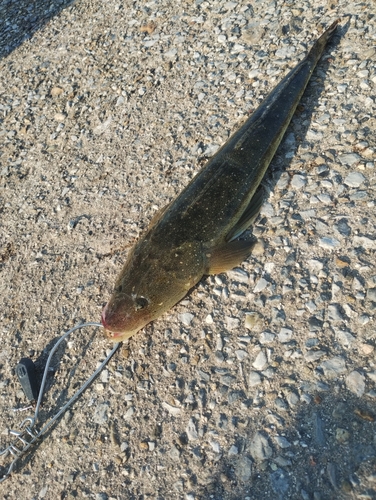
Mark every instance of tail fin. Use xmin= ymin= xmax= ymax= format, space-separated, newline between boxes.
xmin=308 ymin=19 xmax=340 ymax=63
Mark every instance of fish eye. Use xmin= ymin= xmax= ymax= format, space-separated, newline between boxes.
xmin=134 ymin=296 xmax=149 ymax=310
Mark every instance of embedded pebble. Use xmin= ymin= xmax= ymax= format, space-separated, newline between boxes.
xmin=305 ymin=350 xmax=325 ymax=362
xmin=313 ymin=413 xmax=325 ymax=446
xmin=338 ymin=153 xmax=361 ymax=166
xmin=162 ymin=402 xmax=181 ymax=416
xmin=353 ymin=236 xmax=376 ymax=249
xmin=335 ymin=428 xmax=350 ymax=443
xmin=245 ymin=311 xmax=264 ymax=331
xmin=242 ymin=21 xmax=265 ymax=44
xmin=344 ymin=172 xmax=366 ymax=187
xmin=285 ymin=391 xmax=299 ymax=407
xmin=327 ymin=304 xmax=344 ymax=321
xmin=253 ymin=277 xmax=269 ymax=292
xmin=366 ymin=288 xmax=376 ymax=301
xmin=291 ymin=174 xmax=307 ymax=189
xmin=270 ymin=469 xmax=290 ymax=497
xmin=249 ymin=371 xmax=262 ymax=387
xmin=346 ymin=371 xmax=365 ymax=397
xmin=205 ymin=314 xmax=213 ymax=324
xmin=227 ymin=267 xmax=249 ymax=283
xmin=335 ymin=329 xmax=356 ymax=347
xmin=274 ymin=436 xmax=291 ymax=449
xmin=259 ymin=331 xmax=275 ymax=344
xmin=93 ymin=402 xmax=110 ymax=425
xmin=235 ymin=456 xmax=253 ymax=482
xmin=228 ymin=445 xmax=239 ymax=456
xmin=235 ymin=349 xmax=248 ymax=361
xmin=327 ymin=463 xmax=337 ymax=489
xmin=251 ymin=239 xmax=265 ymax=256
xmin=249 ymin=432 xmax=272 ymax=461
xmin=319 ymin=237 xmax=340 ymax=249
xmin=253 ymin=350 xmax=267 ymax=370
xmin=179 ymin=313 xmax=194 ymax=326
xmin=226 ymin=316 xmax=240 ymax=330
xmin=320 ymin=357 xmax=346 ymax=378
xmin=277 ymin=328 xmax=293 ymax=343
xmin=186 ymin=419 xmax=199 ymax=441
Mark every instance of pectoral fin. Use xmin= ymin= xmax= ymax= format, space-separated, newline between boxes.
xmin=205 ymin=240 xmax=256 ymax=274
xmin=226 ymin=189 xmax=264 ymax=242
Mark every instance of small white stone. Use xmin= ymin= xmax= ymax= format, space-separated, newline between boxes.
xmin=319 ymin=237 xmax=340 ymax=249
xmin=124 ymin=406 xmax=135 ymax=420
xmin=335 ymin=329 xmax=356 ymax=347
xmin=205 ymin=314 xmax=213 ymax=324
xmin=346 ymin=371 xmax=365 ymax=397
xmin=179 ymin=313 xmax=194 ymax=326
xmin=162 ymin=402 xmax=181 ymax=416
xmin=317 ymin=193 xmax=332 ymax=204
xmin=249 ymin=371 xmax=262 ymax=387
xmin=339 ymin=153 xmax=361 ymax=166
xmin=260 ymin=201 xmax=275 ymax=217
xmin=253 ymin=350 xmax=267 ymax=370
xmin=305 ymin=350 xmax=325 ymax=362
xmin=277 ymin=328 xmax=293 ymax=343
xmin=344 ymin=172 xmax=366 ymax=187
xmin=209 ymin=440 xmax=220 ymax=453
xmin=353 ymin=236 xmax=376 ymax=249
xmin=226 ymin=316 xmax=240 ymax=330
xmin=186 ymin=418 xmax=199 ymax=441
xmin=100 ymin=369 xmax=109 ymax=383
xmin=228 ymin=445 xmax=239 ymax=456
xmin=300 ymin=209 xmax=316 ymax=220
xmin=337 ymin=84 xmax=347 ymax=93
xmin=291 ymin=174 xmax=306 ymax=189
xmin=259 ymin=331 xmax=275 ymax=344
xmin=253 ymin=277 xmax=268 ymax=292
xmin=235 ymin=349 xmax=248 ymax=361
xmin=320 ymin=357 xmax=346 ymax=378
xmin=245 ymin=311 xmax=264 ymax=331
xmin=274 ymin=436 xmax=291 ymax=448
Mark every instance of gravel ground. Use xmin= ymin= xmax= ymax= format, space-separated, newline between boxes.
xmin=1 ymin=1 xmax=375 ymax=499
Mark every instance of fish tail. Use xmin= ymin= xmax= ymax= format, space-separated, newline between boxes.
xmin=308 ymin=19 xmax=340 ymax=62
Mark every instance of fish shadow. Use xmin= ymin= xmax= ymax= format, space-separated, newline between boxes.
xmin=0 ymin=0 xmax=77 ymax=60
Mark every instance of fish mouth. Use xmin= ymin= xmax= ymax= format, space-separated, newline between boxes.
xmin=101 ymin=305 xmax=137 ymax=341
xmin=101 ymin=308 xmax=121 ymax=338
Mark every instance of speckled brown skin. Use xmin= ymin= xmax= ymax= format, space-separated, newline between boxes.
xmin=102 ymin=21 xmax=339 ymax=341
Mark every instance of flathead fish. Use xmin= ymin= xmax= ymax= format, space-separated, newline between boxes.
xmin=102 ymin=20 xmax=339 ymax=341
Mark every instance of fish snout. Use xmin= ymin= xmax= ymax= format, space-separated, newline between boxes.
xmin=100 ymin=294 xmax=142 ymax=341
xmin=101 ymin=304 xmax=110 ymax=330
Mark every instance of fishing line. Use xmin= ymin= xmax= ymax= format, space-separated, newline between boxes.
xmin=0 ymin=322 xmax=121 ymax=482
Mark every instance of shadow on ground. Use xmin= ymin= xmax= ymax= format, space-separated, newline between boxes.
xmin=192 ymin=391 xmax=376 ymax=500
xmin=0 ymin=0 xmax=77 ymax=60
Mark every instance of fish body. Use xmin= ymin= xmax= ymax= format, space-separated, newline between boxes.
xmin=102 ymin=21 xmax=339 ymax=341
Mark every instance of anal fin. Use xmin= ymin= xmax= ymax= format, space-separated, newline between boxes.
xmin=205 ymin=239 xmax=256 ymax=274
xmin=226 ymin=189 xmax=264 ymax=242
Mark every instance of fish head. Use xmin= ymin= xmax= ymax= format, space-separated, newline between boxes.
xmin=101 ymin=289 xmax=154 ymax=341
xmin=101 ymin=239 xmax=205 ymax=342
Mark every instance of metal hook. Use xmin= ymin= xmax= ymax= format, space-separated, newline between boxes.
xmin=0 ymin=322 xmax=120 ymax=482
